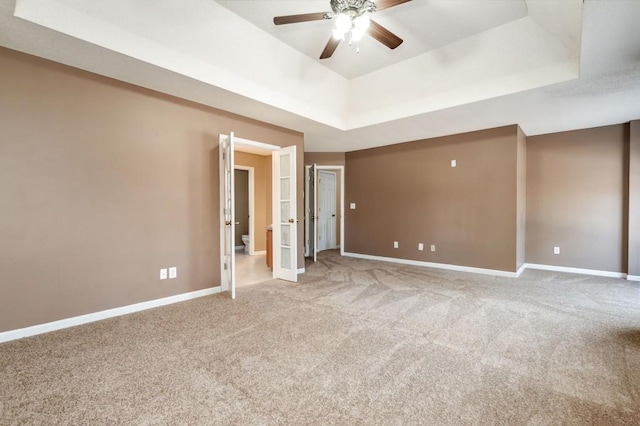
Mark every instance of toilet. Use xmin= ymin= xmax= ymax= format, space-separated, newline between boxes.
xmin=241 ymin=234 xmax=250 ymax=254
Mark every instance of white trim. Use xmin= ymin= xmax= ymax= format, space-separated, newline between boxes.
xmin=297 ymin=267 xmax=305 ymax=274
xmin=235 ymin=245 xmax=244 ymax=251
xmin=235 ymin=137 xmax=280 ymax=152
xmin=523 ymin=263 xmax=626 ymax=278
xmin=253 ymin=250 xmax=266 ymax=255
xmin=343 ymin=252 xmax=519 ymax=277
xmin=627 ymin=275 xmax=640 ymax=282
xmin=0 ymin=286 xmax=222 ymax=344
xmin=304 ymin=164 xmax=345 ymax=259
xmin=516 ymin=263 xmax=527 ymax=277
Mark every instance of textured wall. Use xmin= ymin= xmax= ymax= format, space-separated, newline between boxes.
xmin=526 ymin=125 xmax=627 ymax=272
xmin=0 ymin=47 xmax=303 ymax=332
xmin=345 ymin=126 xmax=520 ymax=272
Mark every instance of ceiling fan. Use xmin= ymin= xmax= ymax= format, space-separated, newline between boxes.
xmin=273 ymin=0 xmax=411 ymax=59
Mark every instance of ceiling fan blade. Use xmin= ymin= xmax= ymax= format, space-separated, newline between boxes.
xmin=374 ymin=0 xmax=412 ymax=11
xmin=320 ymin=36 xmax=341 ymax=59
xmin=274 ymin=12 xmax=330 ymax=25
xmin=368 ymin=19 xmax=403 ymax=49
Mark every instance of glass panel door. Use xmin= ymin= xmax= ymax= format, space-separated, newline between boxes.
xmin=273 ymin=146 xmax=297 ymax=282
xmin=219 ymin=133 xmax=235 ymax=298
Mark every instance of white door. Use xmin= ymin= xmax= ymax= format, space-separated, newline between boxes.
xmin=273 ymin=146 xmax=298 ymax=282
xmin=305 ymin=164 xmax=318 ymax=262
xmin=219 ymin=133 xmax=235 ymax=298
xmin=317 ymin=171 xmax=337 ymax=251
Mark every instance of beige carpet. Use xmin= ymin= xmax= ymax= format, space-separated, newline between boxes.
xmin=1 ymin=251 xmax=640 ymax=424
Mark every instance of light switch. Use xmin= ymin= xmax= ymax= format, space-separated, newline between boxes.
xmin=350 ymin=202 xmax=356 ymax=209
xmin=451 ymin=159 xmax=457 ymax=168
xmin=418 ymin=243 xmax=424 ymax=251
xmin=169 ymin=267 xmax=177 ymax=279
xmin=160 ymin=269 xmax=168 ymax=280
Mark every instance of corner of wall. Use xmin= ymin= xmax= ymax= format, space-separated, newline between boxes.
xmin=628 ymin=120 xmax=640 ymax=275
xmin=516 ymin=125 xmax=527 ymax=270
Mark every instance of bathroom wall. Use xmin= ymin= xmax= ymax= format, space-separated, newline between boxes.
xmin=235 ymin=151 xmax=272 ymax=253
xmin=234 ymin=169 xmax=249 ymax=247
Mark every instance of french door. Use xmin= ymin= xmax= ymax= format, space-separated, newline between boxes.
xmin=219 ymin=133 xmax=235 ymax=298
xmin=273 ymin=146 xmax=298 ymax=282
xmin=220 ymin=134 xmax=298 ymax=296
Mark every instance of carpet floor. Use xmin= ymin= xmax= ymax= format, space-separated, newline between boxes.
xmin=1 ymin=251 xmax=640 ymax=424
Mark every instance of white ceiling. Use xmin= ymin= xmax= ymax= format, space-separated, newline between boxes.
xmin=216 ymin=0 xmax=528 ymax=79
xmin=1 ymin=0 xmax=639 ymax=152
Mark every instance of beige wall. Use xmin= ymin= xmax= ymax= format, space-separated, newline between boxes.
xmin=234 ymin=169 xmax=249 ymax=247
xmin=345 ymin=126 xmax=520 ymax=272
xmin=525 ymin=125 xmax=628 ymax=272
xmin=516 ymin=126 xmax=527 ymax=270
xmin=0 ymin=47 xmax=303 ymax=332
xmin=235 ymin=151 xmax=272 ymax=252
xmin=627 ymin=121 xmax=640 ymax=276
xmin=304 ymin=152 xmax=345 ymax=166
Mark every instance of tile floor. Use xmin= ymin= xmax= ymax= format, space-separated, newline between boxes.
xmin=235 ymin=250 xmax=273 ymax=287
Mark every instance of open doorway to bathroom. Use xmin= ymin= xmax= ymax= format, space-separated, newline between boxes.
xmin=234 ymin=150 xmax=273 ymax=287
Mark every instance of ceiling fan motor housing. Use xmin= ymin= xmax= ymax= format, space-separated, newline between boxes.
xmin=330 ymin=0 xmax=376 ymax=17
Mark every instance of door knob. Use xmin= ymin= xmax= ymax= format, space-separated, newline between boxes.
xmin=225 ymin=221 xmax=232 ymax=226
xmin=288 ymin=218 xmax=295 ymax=223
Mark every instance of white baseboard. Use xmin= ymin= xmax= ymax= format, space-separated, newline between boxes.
xmin=627 ymin=275 xmax=640 ymax=282
xmin=253 ymin=250 xmax=266 ymax=255
xmin=297 ymin=267 xmax=305 ymax=274
xmin=516 ymin=263 xmax=527 ymax=277
xmin=0 ymin=286 xmax=222 ymax=344
xmin=523 ymin=263 xmax=626 ymax=279
xmin=343 ymin=252 xmax=519 ymax=278
xmin=235 ymin=246 xmax=244 ymax=251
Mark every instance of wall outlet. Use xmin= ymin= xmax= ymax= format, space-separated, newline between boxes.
xmin=431 ymin=244 xmax=436 ymax=252
xmin=350 ymin=202 xmax=356 ymax=209
xmin=160 ymin=268 xmax=168 ymax=280
xmin=554 ymin=246 xmax=560 ymax=255
xmin=169 ymin=267 xmax=177 ymax=279
xmin=418 ymin=243 xmax=424 ymax=251
xmin=451 ymin=159 xmax=457 ymax=168
xmin=393 ymin=241 xmax=399 ymax=249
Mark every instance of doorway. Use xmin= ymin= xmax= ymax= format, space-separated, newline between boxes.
xmin=317 ymin=170 xmax=337 ymax=251
xmin=233 ymin=165 xmax=271 ymax=287
xmin=304 ymin=165 xmax=345 ymax=261
xmin=219 ymin=133 xmax=299 ymax=298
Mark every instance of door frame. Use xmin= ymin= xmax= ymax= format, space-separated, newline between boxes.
xmin=317 ymin=170 xmax=338 ymax=251
xmin=305 ymin=164 xmax=345 ymax=258
xmin=221 ymin=135 xmax=301 ymax=292
xmin=233 ymin=165 xmax=255 ymax=255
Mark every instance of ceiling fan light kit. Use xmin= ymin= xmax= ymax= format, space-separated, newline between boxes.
xmin=273 ymin=0 xmax=411 ymax=59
